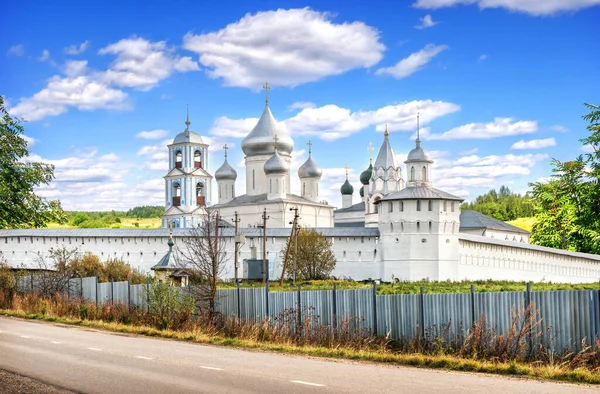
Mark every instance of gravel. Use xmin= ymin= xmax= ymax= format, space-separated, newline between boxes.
xmin=0 ymin=370 xmax=75 ymax=394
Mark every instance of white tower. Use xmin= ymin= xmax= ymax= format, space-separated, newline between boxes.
xmin=370 ymin=124 xmax=404 ymax=196
xmin=340 ymin=164 xmax=354 ymax=208
xmin=298 ymin=141 xmax=323 ymax=202
xmin=241 ymin=83 xmax=294 ymax=196
xmin=215 ymin=144 xmax=237 ymax=205
xmin=162 ymin=107 xmax=212 ymax=229
xmin=264 ymin=136 xmax=289 ymax=200
xmin=404 ymin=115 xmax=433 ymax=188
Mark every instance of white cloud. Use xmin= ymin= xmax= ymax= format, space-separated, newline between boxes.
xmin=423 ymin=117 xmax=538 ymax=140
xmin=37 ymin=49 xmax=51 ymax=62
xmin=64 ymin=41 xmax=90 ymax=55
xmin=376 ymin=44 xmax=447 ymax=79
xmin=510 ymin=137 xmax=556 ymax=150
xmin=209 ymin=116 xmax=260 ymax=138
xmin=160 ymin=93 xmax=172 ymax=100
xmin=550 ymin=125 xmax=569 ymax=132
xmin=415 ymin=14 xmax=438 ymax=29
xmin=288 ymin=101 xmax=316 ymax=111
xmin=136 ymin=129 xmax=169 ymax=139
xmin=63 ymin=60 xmax=88 ymax=77
xmin=137 ymin=138 xmax=172 ymax=171
xmin=581 ymin=144 xmax=596 ymax=153
xmin=23 ymin=135 xmax=37 ymax=147
xmin=412 ymin=0 xmax=600 ymax=16
xmin=478 ymin=54 xmax=488 ymax=62
xmin=8 ymin=75 xmax=129 ymax=121
xmin=460 ymin=147 xmax=478 ymax=155
xmin=182 ymin=8 xmax=385 ymax=89
xmin=99 ymin=37 xmax=199 ymax=91
xmin=7 ymin=44 xmax=24 ymax=56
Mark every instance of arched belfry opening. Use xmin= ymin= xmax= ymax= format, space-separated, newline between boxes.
xmin=194 ymin=150 xmax=202 ymax=168
xmin=172 ymin=183 xmax=181 ymax=206
xmin=422 ymin=166 xmax=427 ymax=182
xmin=175 ymin=151 xmax=183 ymax=169
xmin=196 ymin=182 xmax=205 ymax=206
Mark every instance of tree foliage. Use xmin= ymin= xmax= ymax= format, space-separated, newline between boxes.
xmin=284 ymin=227 xmax=337 ymax=281
xmin=0 ymin=95 xmax=65 ymax=228
xmin=529 ymin=103 xmax=600 ymax=254
xmin=461 ymin=186 xmax=534 ymax=221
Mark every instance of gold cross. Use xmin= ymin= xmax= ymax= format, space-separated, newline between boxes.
xmin=223 ymin=143 xmax=229 ymax=158
xmin=344 ymin=163 xmax=350 ymax=179
xmin=273 ymin=135 xmax=279 ymax=150
xmin=307 ymin=140 xmax=312 ymax=155
xmin=263 ymin=81 xmax=270 ymax=104
xmin=367 ymin=142 xmax=374 ymax=164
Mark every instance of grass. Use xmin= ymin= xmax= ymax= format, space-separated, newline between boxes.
xmin=507 ymin=217 xmax=536 ymax=232
xmin=1 ymin=309 xmax=599 ymax=386
xmin=45 ymin=218 xmax=162 ymax=229
xmin=218 ymin=279 xmax=600 ymax=294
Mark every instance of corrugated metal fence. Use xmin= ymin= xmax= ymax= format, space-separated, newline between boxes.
xmin=16 ymin=276 xmax=600 ymax=352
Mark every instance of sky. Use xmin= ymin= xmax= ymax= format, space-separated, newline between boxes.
xmin=2 ymin=0 xmax=599 ymax=211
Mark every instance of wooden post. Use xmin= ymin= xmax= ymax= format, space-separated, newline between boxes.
xmin=233 ymin=211 xmax=240 ymax=282
xmin=280 ymin=207 xmax=299 ymax=286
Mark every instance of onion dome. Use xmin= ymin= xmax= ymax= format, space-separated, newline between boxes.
xmin=360 ymin=164 xmax=373 ymax=185
xmin=151 ymin=229 xmax=180 ymax=271
xmin=359 ymin=185 xmax=364 ymax=198
xmin=215 ymin=159 xmax=237 ymax=181
xmin=341 ymin=179 xmax=354 ymax=195
xmin=241 ymin=104 xmax=294 ymax=157
xmin=264 ymin=148 xmax=289 ymax=175
xmin=298 ymin=141 xmax=322 ymax=179
xmin=405 ymin=140 xmax=433 ymax=163
xmin=173 ymin=107 xmax=204 ymax=144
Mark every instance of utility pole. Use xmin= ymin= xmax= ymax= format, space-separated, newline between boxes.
xmin=294 ymin=220 xmax=299 ymax=286
xmin=233 ymin=211 xmax=240 ymax=282
xmin=261 ymin=208 xmax=269 ymax=284
xmin=280 ymin=207 xmax=299 ymax=286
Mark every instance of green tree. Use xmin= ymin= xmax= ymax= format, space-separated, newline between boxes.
xmin=461 ymin=186 xmax=534 ymax=221
xmin=285 ymin=227 xmax=337 ymax=281
xmin=0 ymin=96 xmax=65 ymax=228
xmin=529 ymin=103 xmax=600 ymax=254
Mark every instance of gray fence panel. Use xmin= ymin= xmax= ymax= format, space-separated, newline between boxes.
xmin=130 ymin=284 xmax=148 ymax=310
xmin=376 ymin=294 xmax=420 ymax=340
xmin=113 ymin=281 xmax=129 ymax=305
xmin=215 ymin=289 xmax=237 ymax=317
xmin=97 ymin=282 xmax=112 ymax=304
xmin=239 ymin=288 xmax=266 ymax=321
xmin=336 ymin=289 xmax=374 ymax=335
xmin=269 ymin=291 xmax=297 ymax=321
xmin=424 ymin=293 xmax=472 ymax=342
xmin=81 ymin=277 xmax=97 ymax=302
xmin=475 ymin=291 xmax=525 ymax=334
xmin=301 ymin=290 xmax=333 ymax=327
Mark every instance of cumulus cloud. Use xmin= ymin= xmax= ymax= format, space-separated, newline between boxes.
xmin=412 ymin=0 xmax=600 ymax=16
xmin=415 ymin=14 xmax=438 ymax=29
xmin=135 ymin=129 xmax=169 ymax=139
xmin=99 ymin=37 xmax=199 ymax=91
xmin=63 ymin=60 xmax=88 ymax=77
xmin=182 ymin=8 xmax=385 ymax=89
xmin=209 ymin=116 xmax=260 ymax=138
xmin=64 ymin=41 xmax=90 ymax=55
xmin=376 ymin=44 xmax=447 ymax=79
xmin=423 ymin=117 xmax=538 ymax=140
xmin=288 ymin=101 xmax=316 ymax=111
xmin=7 ymin=44 xmax=24 ymax=56
xmin=581 ymin=144 xmax=596 ymax=153
xmin=23 ymin=135 xmax=37 ymax=147
xmin=550 ymin=125 xmax=569 ymax=133
xmin=510 ymin=137 xmax=556 ymax=150
xmin=37 ymin=49 xmax=51 ymax=62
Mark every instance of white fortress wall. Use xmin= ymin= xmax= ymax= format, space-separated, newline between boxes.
xmin=458 ymin=234 xmax=600 ymax=283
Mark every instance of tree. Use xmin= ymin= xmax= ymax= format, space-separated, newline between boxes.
xmin=0 ymin=96 xmax=65 ymax=228
xmin=461 ymin=186 xmax=534 ymax=221
xmin=529 ymin=103 xmax=600 ymax=254
xmin=285 ymin=227 xmax=336 ymax=281
xmin=178 ymin=209 xmax=229 ymax=315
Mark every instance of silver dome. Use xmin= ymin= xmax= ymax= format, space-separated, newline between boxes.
xmin=264 ymin=149 xmax=289 ymax=175
xmin=298 ymin=156 xmax=322 ymax=179
xmin=173 ymin=130 xmax=204 ymax=145
xmin=241 ymin=105 xmax=294 ymax=157
xmin=215 ymin=158 xmax=237 ymax=181
xmin=405 ymin=140 xmax=433 ymax=163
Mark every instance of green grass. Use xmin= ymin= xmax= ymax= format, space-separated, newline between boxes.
xmin=218 ymin=279 xmax=600 ymax=294
xmin=507 ymin=217 xmax=536 ymax=232
xmin=2 ymin=310 xmax=598 ymax=386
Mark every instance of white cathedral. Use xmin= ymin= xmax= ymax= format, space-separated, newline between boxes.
xmin=1 ymin=94 xmax=600 ymax=283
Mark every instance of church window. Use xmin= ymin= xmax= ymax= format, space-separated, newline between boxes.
xmin=429 ymin=221 xmax=432 ymax=232
xmin=373 ymin=197 xmax=381 ymax=213
xmin=175 ymin=151 xmax=183 ymax=169
xmin=417 ymin=222 xmax=421 ymax=232
xmin=428 ymin=200 xmax=432 ymax=211
xmin=389 ymin=202 xmax=393 ymax=213
xmin=400 ymin=201 xmax=404 ymax=211
xmin=343 ymin=251 xmax=347 ymax=258
xmin=173 ymin=183 xmax=181 ymax=206
xmin=219 ymin=185 xmax=222 ymax=198
xmin=302 ymin=182 xmax=305 ymax=196
xmin=416 ymin=200 xmax=421 ymax=211
xmin=231 ymin=184 xmax=235 ymax=198
xmin=443 ymin=201 xmax=447 ymax=211
xmin=401 ymin=222 xmax=404 ymax=232
xmin=194 ymin=150 xmax=202 ymax=168
xmin=390 ymin=223 xmax=393 ymax=232
xmin=410 ymin=166 xmax=415 ymax=181
xmin=252 ymin=170 xmax=255 ymax=190
xmin=269 ymin=179 xmax=272 ymax=193
xmin=422 ymin=166 xmax=427 ymax=182
xmin=196 ymin=183 xmax=204 ymax=206
xmin=451 ymin=202 xmax=455 ymax=212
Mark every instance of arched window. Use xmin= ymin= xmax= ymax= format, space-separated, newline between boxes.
xmin=231 ymin=184 xmax=235 ymax=198
xmin=175 ymin=151 xmax=183 ymax=169
xmin=416 ymin=200 xmax=421 ymax=211
xmin=196 ymin=183 xmax=205 ymax=206
xmin=302 ymin=182 xmax=306 ymax=196
xmin=389 ymin=202 xmax=393 ymax=213
xmin=269 ymin=179 xmax=272 ymax=193
xmin=400 ymin=201 xmax=404 ymax=211
xmin=390 ymin=222 xmax=394 ymax=232
xmin=194 ymin=150 xmax=202 ymax=168
xmin=429 ymin=221 xmax=432 ymax=232
xmin=172 ymin=183 xmax=181 ymax=206
xmin=252 ymin=170 xmax=255 ymax=190
xmin=428 ymin=200 xmax=432 ymax=211
xmin=422 ymin=166 xmax=427 ymax=181
xmin=416 ymin=221 xmax=421 ymax=232
xmin=373 ymin=197 xmax=381 ymax=213
xmin=410 ymin=166 xmax=415 ymax=181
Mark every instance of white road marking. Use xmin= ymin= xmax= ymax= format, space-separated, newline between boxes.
xmin=51 ymin=341 xmax=62 ymax=344
xmin=291 ymin=380 xmax=325 ymax=387
xmin=87 ymin=347 xmax=101 ymax=351
xmin=200 ymin=366 xmax=224 ymax=371
xmin=136 ymin=356 xmax=153 ymax=360
xmin=20 ymin=335 xmax=30 ymax=338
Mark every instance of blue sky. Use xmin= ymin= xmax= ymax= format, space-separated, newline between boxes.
xmin=2 ymin=0 xmax=599 ymax=211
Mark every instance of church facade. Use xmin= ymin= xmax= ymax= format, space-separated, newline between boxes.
xmin=1 ymin=100 xmax=600 ymax=284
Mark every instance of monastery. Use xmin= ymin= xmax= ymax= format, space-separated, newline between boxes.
xmin=1 ymin=92 xmax=600 ymax=283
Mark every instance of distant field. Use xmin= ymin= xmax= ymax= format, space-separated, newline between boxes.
xmin=507 ymin=217 xmax=535 ymax=232
xmin=46 ymin=218 xmax=162 ymax=229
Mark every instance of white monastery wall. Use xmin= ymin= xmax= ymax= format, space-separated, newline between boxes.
xmin=460 ymin=228 xmax=530 ymax=244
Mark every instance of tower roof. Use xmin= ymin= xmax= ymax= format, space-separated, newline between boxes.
xmin=151 ymin=229 xmax=181 ymax=270
xmin=215 ymin=158 xmax=237 ymax=181
xmin=172 ymin=106 xmax=205 ymax=145
xmin=373 ymin=125 xmax=398 ymax=169
xmin=241 ymin=105 xmax=294 ymax=157
xmin=298 ymin=141 xmax=322 ymax=178
xmin=264 ymin=148 xmax=289 ymax=175
xmin=360 ymin=164 xmax=373 ymax=185
xmin=341 ymin=179 xmax=354 ymax=195
xmin=405 ymin=113 xmax=432 ymax=163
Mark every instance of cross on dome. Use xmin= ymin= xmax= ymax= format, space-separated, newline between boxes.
xmin=345 ymin=163 xmax=350 ymax=180
xmin=263 ymin=81 xmax=271 ymax=105
xmin=416 ymin=112 xmax=420 ymax=142
xmin=367 ymin=142 xmax=374 ymax=165
xmin=273 ymin=134 xmax=279 ymax=150
xmin=384 ymin=123 xmax=389 ymax=137
xmin=307 ymin=140 xmax=313 ymax=156
xmin=223 ymin=143 xmax=229 ymax=159
xmin=185 ymin=104 xmax=191 ymax=132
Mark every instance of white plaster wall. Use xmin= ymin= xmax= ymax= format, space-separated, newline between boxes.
xmin=460 ymin=228 xmax=530 ymax=244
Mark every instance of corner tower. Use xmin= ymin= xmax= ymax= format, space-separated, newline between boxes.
xmin=162 ymin=107 xmax=213 ymax=228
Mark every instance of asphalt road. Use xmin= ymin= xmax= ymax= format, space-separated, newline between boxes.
xmin=0 ymin=317 xmax=597 ymax=394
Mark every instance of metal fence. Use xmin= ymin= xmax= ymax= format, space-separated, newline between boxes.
xmin=16 ymin=276 xmax=600 ymax=352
